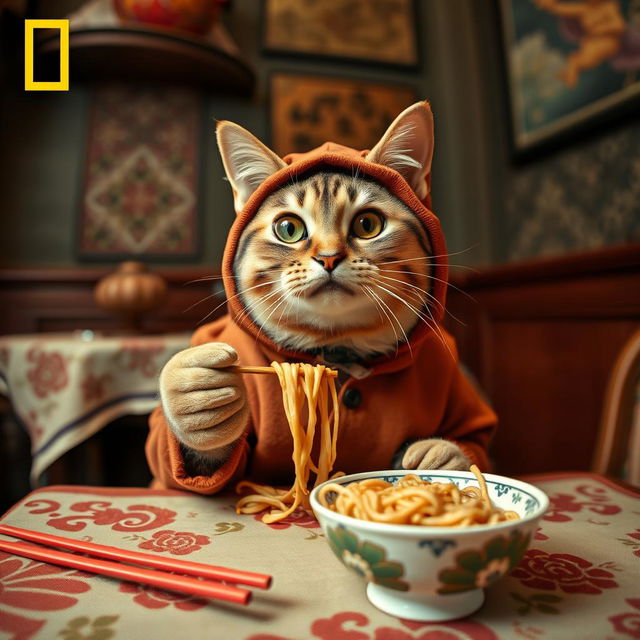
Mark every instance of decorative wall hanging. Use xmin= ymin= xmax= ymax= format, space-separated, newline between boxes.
xmin=262 ymin=0 xmax=418 ymax=68
xmin=78 ymin=83 xmax=201 ymax=260
xmin=270 ymin=73 xmax=418 ymax=156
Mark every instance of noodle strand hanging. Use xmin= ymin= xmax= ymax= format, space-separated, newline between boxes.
xmin=235 ymin=362 xmax=340 ymax=524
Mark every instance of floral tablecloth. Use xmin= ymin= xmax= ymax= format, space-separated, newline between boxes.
xmin=0 ymin=333 xmax=190 ymax=484
xmin=1 ymin=473 xmax=639 ymax=640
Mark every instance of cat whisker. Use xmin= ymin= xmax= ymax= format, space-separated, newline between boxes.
xmin=363 ymin=285 xmax=406 ymax=358
xmin=254 ymin=291 xmax=291 ymax=343
xmin=376 ymin=275 xmax=428 ymax=307
xmin=275 ymin=289 xmax=299 ymax=332
xmin=379 ymin=267 xmax=476 ymax=304
xmin=375 ymin=274 xmax=466 ymax=327
xmin=379 ymin=243 xmax=478 ymax=265
xmin=423 ymin=273 xmax=476 ymax=303
xmin=370 ymin=282 xmax=454 ymax=361
xmin=372 ymin=280 xmax=450 ymax=356
xmin=359 ymin=285 xmax=385 ymax=324
xmin=379 ymin=261 xmax=478 ymax=272
xmin=184 ymin=264 xmax=284 ymax=286
xmin=182 ymin=292 xmax=222 ymax=313
xmin=197 ymin=279 xmax=279 ymax=324
xmin=361 ymin=285 xmax=399 ymax=356
xmin=234 ymin=286 xmax=283 ymax=329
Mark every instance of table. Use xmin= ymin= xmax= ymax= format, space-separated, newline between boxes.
xmin=0 ymin=332 xmax=190 ymax=484
xmin=1 ymin=472 xmax=638 ymax=639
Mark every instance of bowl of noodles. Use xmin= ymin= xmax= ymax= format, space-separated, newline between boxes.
xmin=309 ymin=466 xmax=549 ymax=622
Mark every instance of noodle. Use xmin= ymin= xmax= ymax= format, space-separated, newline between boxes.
xmin=317 ymin=465 xmax=519 ymax=527
xmin=235 ymin=362 xmax=340 ymax=524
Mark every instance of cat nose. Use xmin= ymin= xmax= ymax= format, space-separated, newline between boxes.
xmin=312 ymin=252 xmax=345 ymax=273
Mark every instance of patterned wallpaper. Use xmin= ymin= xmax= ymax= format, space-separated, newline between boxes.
xmin=504 ymin=123 xmax=640 ymax=262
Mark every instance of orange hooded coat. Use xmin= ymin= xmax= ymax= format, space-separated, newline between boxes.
xmin=146 ymin=118 xmax=497 ymax=494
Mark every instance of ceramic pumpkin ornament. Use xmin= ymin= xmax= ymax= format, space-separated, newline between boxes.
xmin=95 ymin=261 xmax=168 ymax=332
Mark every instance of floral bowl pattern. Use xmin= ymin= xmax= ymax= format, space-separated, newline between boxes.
xmin=310 ymin=469 xmax=549 ymax=622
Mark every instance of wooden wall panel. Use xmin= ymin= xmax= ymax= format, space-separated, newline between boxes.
xmin=0 ymin=268 xmax=225 ymax=335
xmin=447 ymin=243 xmax=640 ymax=475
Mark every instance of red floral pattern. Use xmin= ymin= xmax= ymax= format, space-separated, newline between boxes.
xmin=119 ymin=341 xmax=166 ymax=377
xmin=533 ymin=527 xmax=549 ymax=541
xmin=119 ymin=581 xmax=207 ymax=611
xmin=622 ymin=529 xmax=640 ymax=557
xmin=25 ymin=499 xmax=62 ymax=514
xmin=0 ymin=552 xmax=92 ymax=640
xmin=138 ymin=529 xmax=211 ymax=555
xmin=26 ymin=349 xmax=68 ymax=398
xmin=25 ymin=410 xmax=44 ymax=445
xmin=81 ymin=371 xmax=112 ymax=404
xmin=511 ymin=549 xmax=619 ymax=594
xmin=247 ymin=611 xmax=498 ymax=640
xmin=544 ymin=485 xmax=622 ymax=522
xmin=254 ymin=507 xmax=319 ymax=530
xmin=41 ymin=501 xmax=176 ymax=532
xmin=609 ymin=599 xmax=640 ymax=639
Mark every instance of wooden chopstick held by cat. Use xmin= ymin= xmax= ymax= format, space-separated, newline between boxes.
xmin=146 ymin=101 xmax=497 ymax=493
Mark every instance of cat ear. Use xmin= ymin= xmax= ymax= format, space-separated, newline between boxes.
xmin=216 ymin=121 xmax=287 ymax=214
xmin=366 ymin=102 xmax=434 ymax=201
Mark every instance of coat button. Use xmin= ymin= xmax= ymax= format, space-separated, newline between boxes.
xmin=342 ymin=387 xmax=361 ymax=409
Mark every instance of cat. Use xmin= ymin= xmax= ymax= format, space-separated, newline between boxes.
xmin=147 ymin=102 xmax=496 ymax=492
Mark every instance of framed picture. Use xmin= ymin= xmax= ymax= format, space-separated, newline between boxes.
xmin=500 ymin=0 xmax=640 ymax=157
xmin=77 ymin=83 xmax=202 ymax=261
xmin=270 ymin=73 xmax=418 ymax=157
xmin=262 ymin=0 xmax=418 ymax=68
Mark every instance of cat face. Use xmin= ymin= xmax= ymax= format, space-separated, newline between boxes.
xmin=217 ymin=102 xmax=438 ymax=357
xmin=232 ymin=170 xmax=434 ymax=355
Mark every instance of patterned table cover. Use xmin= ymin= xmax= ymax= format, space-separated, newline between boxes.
xmin=0 ymin=473 xmax=639 ymax=640
xmin=0 ymin=333 xmax=190 ymax=484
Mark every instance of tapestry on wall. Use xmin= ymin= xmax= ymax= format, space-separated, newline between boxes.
xmin=270 ymin=73 xmax=418 ymax=157
xmin=78 ymin=84 xmax=201 ymax=260
xmin=500 ymin=0 xmax=640 ymax=155
xmin=262 ymin=0 xmax=418 ymax=67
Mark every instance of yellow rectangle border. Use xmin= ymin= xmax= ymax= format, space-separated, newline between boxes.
xmin=25 ymin=19 xmax=69 ymax=91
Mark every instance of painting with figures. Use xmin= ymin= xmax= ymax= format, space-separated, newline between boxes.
xmin=500 ymin=0 xmax=640 ymax=154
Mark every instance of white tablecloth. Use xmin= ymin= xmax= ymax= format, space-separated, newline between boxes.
xmin=0 ymin=332 xmax=189 ymax=484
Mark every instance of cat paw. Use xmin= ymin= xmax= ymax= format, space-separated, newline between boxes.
xmin=401 ymin=439 xmax=470 ymax=471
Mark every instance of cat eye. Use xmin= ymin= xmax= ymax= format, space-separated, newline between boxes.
xmin=351 ymin=210 xmax=384 ymax=239
xmin=273 ymin=215 xmax=307 ymax=243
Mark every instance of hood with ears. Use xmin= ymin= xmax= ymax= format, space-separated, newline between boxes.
xmin=217 ymin=101 xmax=449 ymax=364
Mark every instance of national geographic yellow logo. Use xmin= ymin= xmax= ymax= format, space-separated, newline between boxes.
xmin=24 ymin=19 xmax=69 ymax=91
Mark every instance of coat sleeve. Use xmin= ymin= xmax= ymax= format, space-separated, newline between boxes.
xmin=145 ymin=317 xmax=249 ymax=493
xmin=440 ymin=365 xmax=497 ymax=472
xmin=146 ymin=405 xmax=249 ymax=493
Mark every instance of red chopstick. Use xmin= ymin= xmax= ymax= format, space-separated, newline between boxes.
xmin=0 ymin=524 xmax=271 ymax=590
xmin=0 ymin=538 xmax=251 ymax=605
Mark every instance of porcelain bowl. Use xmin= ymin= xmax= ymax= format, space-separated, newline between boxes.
xmin=310 ymin=469 xmax=549 ymax=622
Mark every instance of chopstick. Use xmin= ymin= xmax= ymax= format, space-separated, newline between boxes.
xmin=0 ymin=524 xmax=271 ymax=590
xmin=232 ymin=365 xmax=338 ymax=377
xmin=0 ymin=524 xmax=274 ymax=606
xmin=0 ymin=539 xmax=251 ymax=605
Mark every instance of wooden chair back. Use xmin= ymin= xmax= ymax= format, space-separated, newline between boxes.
xmin=592 ymin=329 xmax=640 ymax=485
